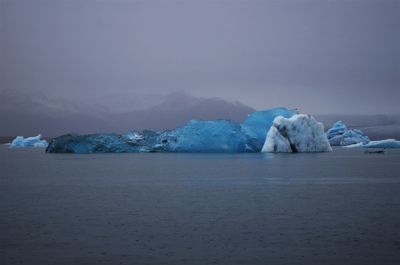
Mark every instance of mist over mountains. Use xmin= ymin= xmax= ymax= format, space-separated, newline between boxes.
xmin=0 ymin=90 xmax=254 ymax=136
xmin=0 ymin=89 xmax=399 ymax=140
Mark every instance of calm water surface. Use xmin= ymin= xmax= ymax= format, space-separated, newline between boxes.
xmin=1 ymin=146 xmax=400 ymax=265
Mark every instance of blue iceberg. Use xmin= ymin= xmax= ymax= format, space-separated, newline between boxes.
xmin=326 ymin=121 xmax=369 ymax=146
xmin=9 ymin=134 xmax=48 ymax=148
xmin=46 ymin=107 xmax=295 ymax=153
xmin=327 ymin=121 xmax=400 ymax=149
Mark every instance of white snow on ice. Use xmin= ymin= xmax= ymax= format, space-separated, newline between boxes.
xmin=262 ymin=114 xmax=332 ymax=153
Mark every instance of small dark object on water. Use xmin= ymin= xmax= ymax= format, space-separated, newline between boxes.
xmin=364 ymin=149 xmax=386 ymax=154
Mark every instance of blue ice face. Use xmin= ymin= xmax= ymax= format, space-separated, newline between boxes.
xmin=162 ymin=120 xmax=250 ymax=153
xmin=46 ymin=107 xmax=296 ymax=153
xmin=241 ymin=107 xmax=296 ymax=149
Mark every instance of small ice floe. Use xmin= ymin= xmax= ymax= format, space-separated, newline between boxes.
xmin=346 ymin=139 xmax=400 ymax=149
xmin=363 ymin=139 xmax=400 ymax=149
xmin=346 ymin=139 xmax=400 ymax=148
xmin=8 ymin=134 xmax=48 ymax=148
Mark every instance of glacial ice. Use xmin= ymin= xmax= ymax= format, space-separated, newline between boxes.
xmin=241 ymin=108 xmax=295 ymax=142
xmin=327 ymin=120 xmax=400 ymax=149
xmin=326 ymin=121 xmax=369 ymax=146
xmin=46 ymin=107 xmax=296 ymax=153
xmin=9 ymin=134 xmax=48 ymax=148
xmin=346 ymin=139 xmax=400 ymax=149
xmin=262 ymin=114 xmax=332 ymax=153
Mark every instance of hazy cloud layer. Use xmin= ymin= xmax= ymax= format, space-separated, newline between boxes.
xmin=1 ymin=0 xmax=399 ymax=138
xmin=1 ymin=0 xmax=399 ymax=117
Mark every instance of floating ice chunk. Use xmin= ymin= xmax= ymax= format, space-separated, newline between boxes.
xmin=9 ymin=134 xmax=48 ymax=148
xmin=326 ymin=120 xmax=400 ymax=149
xmin=326 ymin=121 xmax=369 ymax=146
xmin=346 ymin=139 xmax=400 ymax=149
xmin=262 ymin=114 xmax=332 ymax=153
xmin=46 ymin=107 xmax=296 ymax=153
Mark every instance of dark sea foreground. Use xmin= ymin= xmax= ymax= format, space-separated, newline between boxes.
xmin=1 ymin=145 xmax=400 ymax=265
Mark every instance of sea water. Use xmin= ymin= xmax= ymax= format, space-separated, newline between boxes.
xmin=1 ymin=145 xmax=400 ymax=264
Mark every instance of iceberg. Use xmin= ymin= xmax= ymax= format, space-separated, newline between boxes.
xmin=9 ymin=134 xmax=48 ymax=148
xmin=262 ymin=114 xmax=332 ymax=153
xmin=326 ymin=121 xmax=369 ymax=146
xmin=346 ymin=139 xmax=400 ymax=149
xmin=46 ymin=107 xmax=296 ymax=153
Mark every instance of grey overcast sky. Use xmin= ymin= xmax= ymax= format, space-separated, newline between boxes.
xmin=1 ymin=0 xmax=399 ymax=116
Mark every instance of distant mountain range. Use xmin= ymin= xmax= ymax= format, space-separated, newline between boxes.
xmin=0 ymin=91 xmax=254 ymax=137
xmin=1 ymin=90 xmax=399 ymax=141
